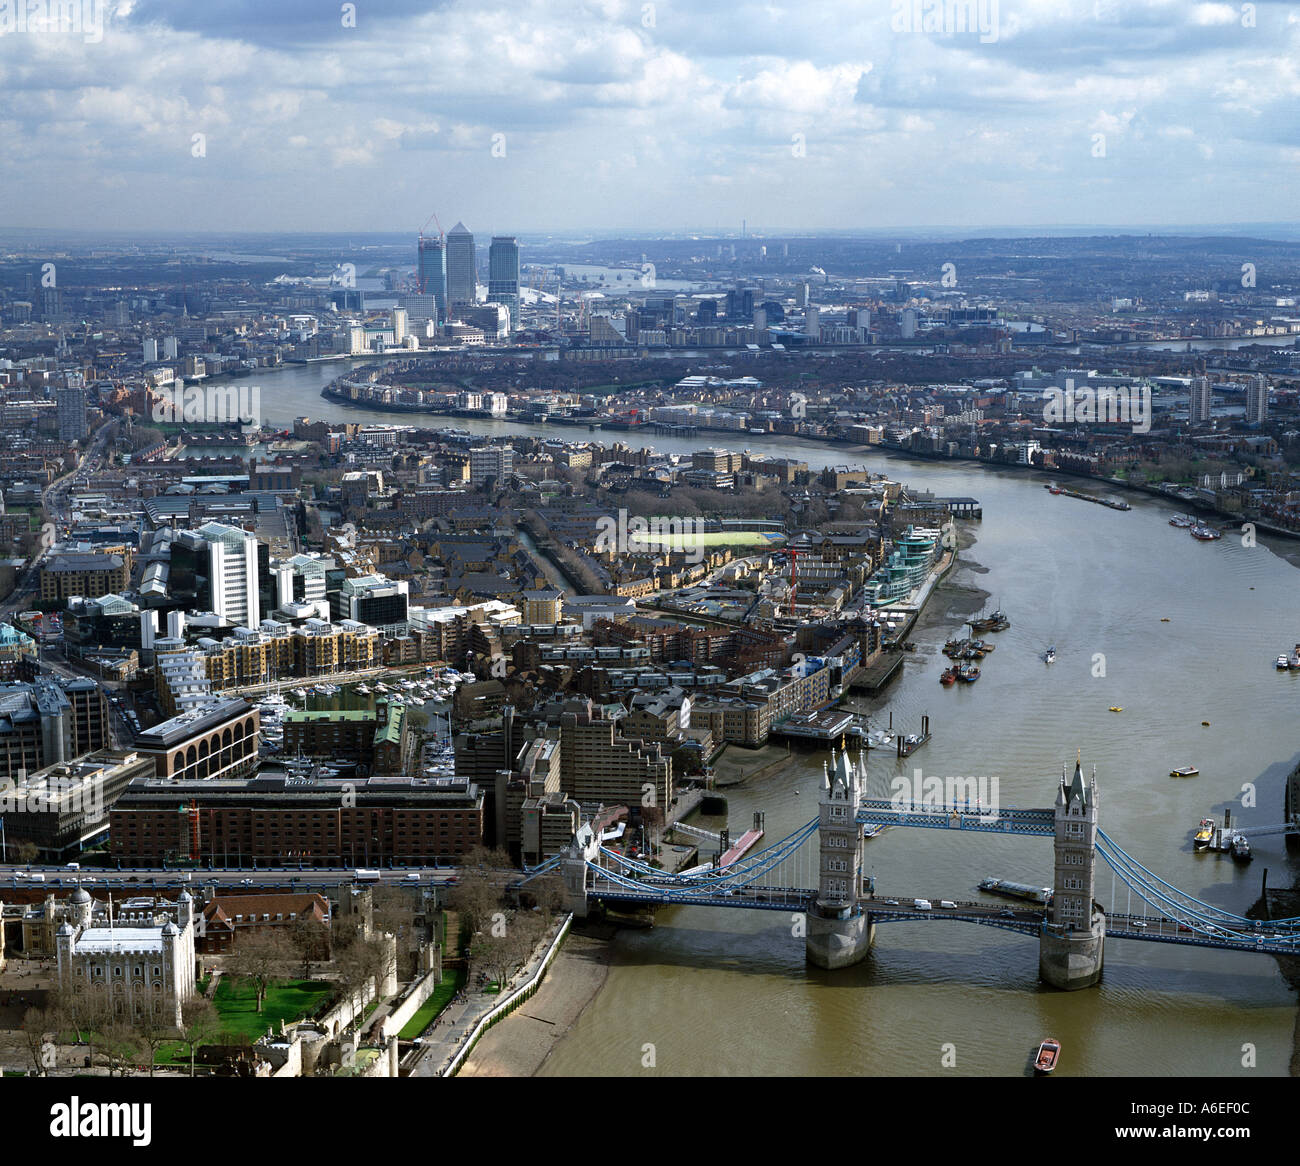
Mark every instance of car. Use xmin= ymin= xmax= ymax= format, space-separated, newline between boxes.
xmin=883 ymin=899 xmax=899 ymax=906
xmin=240 ymin=878 xmax=253 ymax=885
xmin=1000 ymin=910 xmax=1016 ymax=918
xmin=1130 ymin=920 xmax=1146 ymax=928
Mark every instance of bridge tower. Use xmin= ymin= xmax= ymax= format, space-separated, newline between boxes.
xmin=559 ymin=821 xmax=598 ymax=919
xmin=1039 ymin=756 xmax=1105 ymax=989
xmin=806 ymin=749 xmax=874 ymax=969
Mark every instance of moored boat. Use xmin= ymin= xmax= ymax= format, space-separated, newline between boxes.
xmin=1193 ymin=817 xmax=1215 ymax=849
xmin=1230 ymin=834 xmax=1253 ymax=864
xmin=939 ymin=666 xmax=958 ymax=686
xmin=1034 ymin=1038 xmax=1060 ymax=1075
xmin=1189 ymin=523 xmax=1222 ymax=541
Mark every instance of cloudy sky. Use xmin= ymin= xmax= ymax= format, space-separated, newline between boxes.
xmin=1 ymin=0 xmax=1298 ymax=235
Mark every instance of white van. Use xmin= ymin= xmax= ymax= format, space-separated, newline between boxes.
xmin=65 ymin=862 xmax=80 ymax=871
xmin=913 ymin=898 xmax=932 ymax=910
xmin=939 ymin=900 xmax=957 ymax=909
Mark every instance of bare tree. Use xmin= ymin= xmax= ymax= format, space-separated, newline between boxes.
xmin=526 ymin=874 xmax=565 ymax=925
xmin=178 ymin=998 xmax=223 ymax=1078
xmin=227 ymin=930 xmax=291 ymax=1014
xmin=288 ymin=914 xmax=329 ymax=980
xmin=471 ymin=910 xmax=545 ymax=994
xmin=20 ymin=1007 xmax=57 ymax=1076
xmin=130 ymin=1007 xmax=173 ymax=1077
xmin=50 ymin=983 xmax=109 ymax=1072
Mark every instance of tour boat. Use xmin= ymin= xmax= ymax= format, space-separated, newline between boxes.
xmin=1033 ymin=1038 xmax=1060 ymax=1075
xmin=1189 ymin=524 xmax=1222 ymax=541
xmin=1043 ymin=645 xmax=1056 ymax=665
xmin=1169 ymin=766 xmax=1199 ymax=778
xmin=1193 ymin=818 xmax=1216 ymax=849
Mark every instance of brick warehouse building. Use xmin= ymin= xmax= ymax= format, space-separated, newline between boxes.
xmin=110 ymin=772 xmax=485 ymax=867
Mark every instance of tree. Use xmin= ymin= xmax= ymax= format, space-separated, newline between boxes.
xmin=178 ymin=998 xmax=223 ymax=1078
xmin=130 ymin=1007 xmax=173 ymax=1078
xmin=449 ymin=846 xmax=510 ymax=941
xmin=20 ymin=1007 xmax=58 ymax=1076
xmin=100 ymin=1021 xmax=142 ymax=1077
xmin=50 ymin=983 xmax=110 ymax=1073
xmin=526 ymin=874 xmax=565 ymax=925
xmin=470 ymin=910 xmax=545 ymax=994
xmin=288 ymin=913 xmax=329 ymax=980
xmin=228 ymin=930 xmax=291 ymax=1014
xmin=332 ymin=932 xmax=396 ymax=1029
xmin=15 ymin=840 xmax=39 ymax=865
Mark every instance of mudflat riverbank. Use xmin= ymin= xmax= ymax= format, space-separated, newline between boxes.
xmin=455 ymin=929 xmax=615 ymax=1077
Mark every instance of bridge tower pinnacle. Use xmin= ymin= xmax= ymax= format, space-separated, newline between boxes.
xmin=1039 ymin=757 xmax=1105 ymax=989
xmin=806 ymin=748 xmax=874 ymax=969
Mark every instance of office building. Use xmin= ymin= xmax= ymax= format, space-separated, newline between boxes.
xmin=417 ymin=233 xmax=447 ymax=324
xmin=446 ymin=221 xmax=476 ymax=309
xmin=469 ymin=445 xmax=514 ymax=487
xmin=197 ymin=521 xmax=261 ymax=628
xmin=488 ymin=236 xmax=520 ymax=327
xmin=109 ymin=772 xmax=486 ymax=866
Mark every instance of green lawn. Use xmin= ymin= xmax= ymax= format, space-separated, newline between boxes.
xmin=153 ymin=976 xmax=334 ymax=1065
xmin=398 ymin=968 xmax=467 ymax=1041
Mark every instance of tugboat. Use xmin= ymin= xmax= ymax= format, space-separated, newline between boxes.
xmin=1033 ymin=1038 xmax=1061 ymax=1075
xmin=939 ymin=666 xmax=958 ymax=686
xmin=1043 ymin=645 xmax=1056 ymax=665
xmin=1230 ymin=834 xmax=1253 ymax=864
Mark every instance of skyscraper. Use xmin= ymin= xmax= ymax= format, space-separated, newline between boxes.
xmin=446 ymin=222 xmax=476 ymax=310
xmin=1244 ymin=374 xmax=1268 ymax=426
xmin=1188 ymin=375 xmax=1213 ymax=426
xmin=488 ymin=236 xmax=520 ymax=329
xmin=57 ymin=380 xmax=87 ymax=443
xmin=196 ymin=521 xmax=261 ymax=629
xmin=417 ymin=234 xmax=447 ymax=324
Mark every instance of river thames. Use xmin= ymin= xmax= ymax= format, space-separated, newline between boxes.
xmin=259 ymin=360 xmax=1299 ymax=1076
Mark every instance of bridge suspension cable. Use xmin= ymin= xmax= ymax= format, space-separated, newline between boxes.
xmin=1097 ymin=829 xmax=1300 ymax=934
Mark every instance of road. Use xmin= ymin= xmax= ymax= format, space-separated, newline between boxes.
xmin=0 ymin=865 xmax=461 ymax=893
xmin=0 ymin=420 xmax=118 ymax=619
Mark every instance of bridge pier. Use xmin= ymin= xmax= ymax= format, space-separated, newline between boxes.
xmin=1039 ymin=911 xmax=1105 ymax=990
xmin=806 ymin=908 xmax=874 ymax=970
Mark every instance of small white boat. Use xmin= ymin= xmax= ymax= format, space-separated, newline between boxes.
xmin=1043 ymin=645 xmax=1056 ymax=665
xmin=1277 ymin=656 xmax=1290 ymax=671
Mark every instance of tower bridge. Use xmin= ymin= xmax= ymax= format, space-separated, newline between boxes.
xmin=527 ymin=752 xmax=1300 ymax=990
